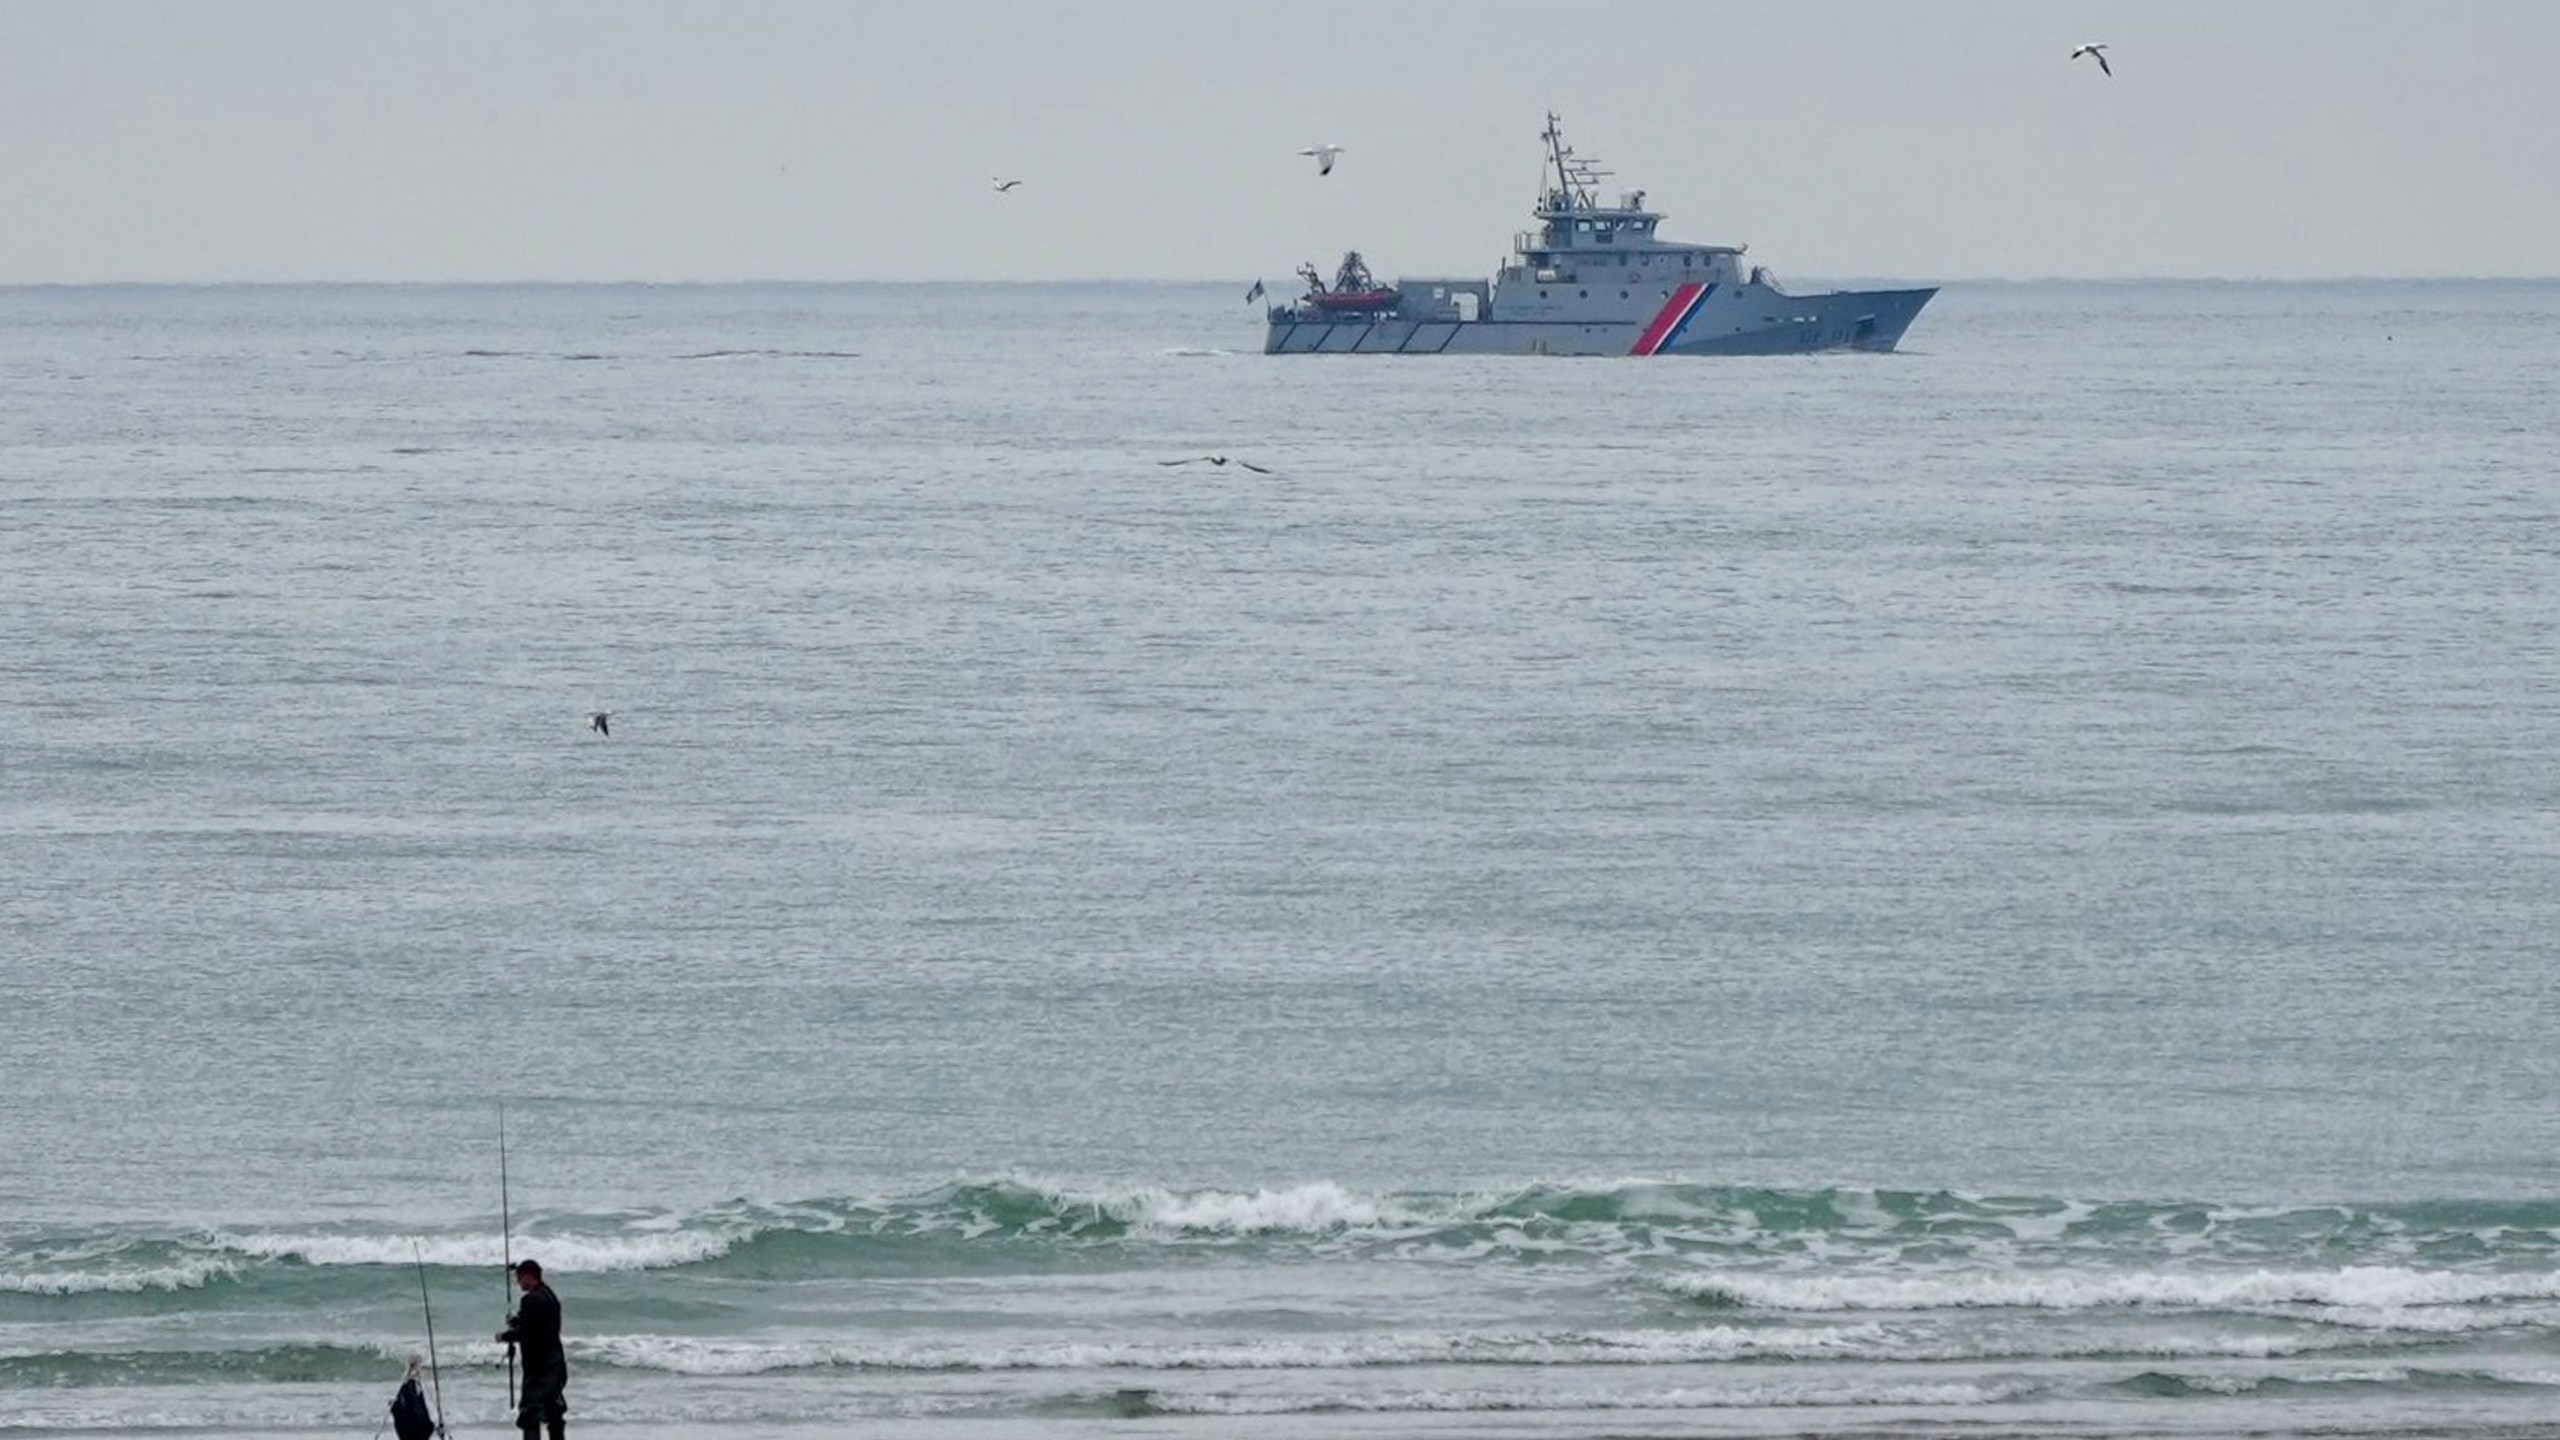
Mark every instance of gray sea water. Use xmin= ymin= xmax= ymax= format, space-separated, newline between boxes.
xmin=4 ymin=280 xmax=2559 ymax=1440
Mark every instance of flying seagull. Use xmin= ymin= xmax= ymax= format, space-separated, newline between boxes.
xmin=1297 ymin=144 xmax=1344 ymax=177
xmin=1159 ymin=455 xmax=1273 ymax=474
xmin=2071 ymin=43 xmax=2112 ymax=77
xmin=585 ymin=710 xmax=611 ymax=738
xmin=992 ymin=176 xmax=1022 ymax=192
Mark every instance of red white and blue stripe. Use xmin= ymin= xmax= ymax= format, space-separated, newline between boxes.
xmin=1629 ymin=282 xmax=1715 ymax=356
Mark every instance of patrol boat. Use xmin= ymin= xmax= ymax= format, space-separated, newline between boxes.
xmin=1265 ymin=115 xmax=1934 ymax=356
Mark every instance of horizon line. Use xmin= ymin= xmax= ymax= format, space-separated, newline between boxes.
xmin=4 ymin=274 xmax=2559 ymax=291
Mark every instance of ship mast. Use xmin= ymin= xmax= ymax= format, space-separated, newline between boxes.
xmin=1540 ymin=112 xmax=1610 ymax=213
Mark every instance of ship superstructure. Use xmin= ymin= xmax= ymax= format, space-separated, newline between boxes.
xmin=1265 ymin=115 xmax=1934 ymax=356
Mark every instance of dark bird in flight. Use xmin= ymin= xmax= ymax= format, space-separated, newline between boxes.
xmin=586 ymin=710 xmax=611 ymax=738
xmin=2071 ymin=43 xmax=2112 ymax=77
xmin=992 ymin=176 xmax=1023 ymax=192
xmin=1159 ymin=455 xmax=1273 ymax=474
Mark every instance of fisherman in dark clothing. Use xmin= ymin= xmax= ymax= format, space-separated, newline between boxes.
xmin=496 ymin=1258 xmax=567 ymax=1440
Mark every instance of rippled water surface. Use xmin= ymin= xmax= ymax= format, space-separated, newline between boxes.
xmin=4 ymin=280 xmax=2558 ymax=1437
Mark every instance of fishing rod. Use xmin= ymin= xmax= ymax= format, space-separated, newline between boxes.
xmin=500 ymin=1101 xmax=517 ymax=1415
xmin=414 ymin=1241 xmax=449 ymax=1439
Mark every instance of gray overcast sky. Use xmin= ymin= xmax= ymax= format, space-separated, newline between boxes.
xmin=3 ymin=0 xmax=2554 ymax=283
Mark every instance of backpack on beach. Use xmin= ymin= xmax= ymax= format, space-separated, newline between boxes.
xmin=389 ymin=1376 xmax=436 ymax=1440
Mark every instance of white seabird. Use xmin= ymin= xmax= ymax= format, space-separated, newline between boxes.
xmin=2071 ymin=43 xmax=2112 ymax=77
xmin=1159 ymin=455 xmax=1273 ymax=474
xmin=1297 ymin=144 xmax=1345 ymax=176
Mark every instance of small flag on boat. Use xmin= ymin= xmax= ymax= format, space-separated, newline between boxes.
xmin=1245 ymin=279 xmax=1266 ymax=303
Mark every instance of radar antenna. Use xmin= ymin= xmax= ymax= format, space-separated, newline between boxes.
xmin=1540 ymin=113 xmax=1612 ymax=211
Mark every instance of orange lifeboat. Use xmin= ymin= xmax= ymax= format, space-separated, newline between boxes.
xmin=1296 ymin=252 xmax=1401 ymax=313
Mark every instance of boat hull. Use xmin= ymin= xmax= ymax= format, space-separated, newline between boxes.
xmin=1264 ymin=285 xmax=1935 ymax=356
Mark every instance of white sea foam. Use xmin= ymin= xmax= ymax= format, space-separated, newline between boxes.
xmin=557 ymin=1319 xmax=2413 ymax=1376
xmin=1134 ymin=1377 xmax=2046 ymax=1415
xmin=570 ymin=1325 xmax=1920 ymax=1376
xmin=0 ymin=1257 xmax=239 ymax=1294
xmin=2121 ymin=1363 xmax=2551 ymax=1398
xmin=1999 ymin=1199 xmax=2099 ymax=1243
xmin=124 ymin=1178 xmax=2528 ymax=1267
xmin=2290 ymin=1301 xmax=2558 ymax=1333
xmin=212 ymin=1227 xmax=740 ymax=1272
xmin=1105 ymin=1180 xmax=1415 ymax=1235
xmin=1664 ymin=1265 xmax=2560 ymax=1314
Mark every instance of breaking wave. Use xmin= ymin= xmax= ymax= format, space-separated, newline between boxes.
xmin=7 ymin=1181 xmax=2558 ymax=1436
xmin=1660 ymin=1266 xmax=2560 ymax=1315
xmin=214 ymin=1227 xmax=739 ymax=1274
xmin=0 ymin=1255 xmax=240 ymax=1296
xmin=7 ymin=1180 xmax=2556 ymax=1340
xmin=0 ymin=1322 xmax=2445 ymax=1388
xmin=1103 ymin=1376 xmax=2055 ymax=1416
xmin=560 ymin=1322 xmax=2427 ymax=1377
